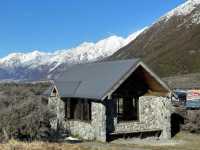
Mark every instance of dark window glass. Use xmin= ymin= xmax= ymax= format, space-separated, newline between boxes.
xmin=65 ymin=99 xmax=91 ymax=122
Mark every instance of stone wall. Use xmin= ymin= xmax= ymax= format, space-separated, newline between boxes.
xmin=48 ymin=96 xmax=171 ymax=141
xmin=114 ymin=96 xmax=172 ymax=139
xmin=48 ymin=97 xmax=106 ymax=142
xmin=48 ymin=96 xmax=65 ymax=130
xmin=63 ymin=101 xmax=106 ymax=141
xmin=64 ymin=120 xmax=95 ymax=140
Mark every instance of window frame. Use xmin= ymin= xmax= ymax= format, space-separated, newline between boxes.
xmin=64 ymin=98 xmax=92 ymax=123
xmin=116 ymin=97 xmax=139 ymax=122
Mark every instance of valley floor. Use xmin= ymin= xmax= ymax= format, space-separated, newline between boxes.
xmin=0 ymin=132 xmax=199 ymax=150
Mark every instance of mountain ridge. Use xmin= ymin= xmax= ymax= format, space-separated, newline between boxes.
xmin=0 ymin=27 xmax=147 ymax=81
xmin=108 ymin=0 xmax=200 ymax=77
xmin=1 ymin=0 xmax=200 ymax=81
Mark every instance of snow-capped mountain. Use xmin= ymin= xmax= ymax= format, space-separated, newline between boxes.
xmin=109 ymin=0 xmax=200 ymax=78
xmin=160 ymin=0 xmax=200 ymax=23
xmin=0 ymin=27 xmax=147 ymax=81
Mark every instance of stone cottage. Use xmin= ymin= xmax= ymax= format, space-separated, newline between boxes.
xmin=45 ymin=59 xmax=172 ymax=142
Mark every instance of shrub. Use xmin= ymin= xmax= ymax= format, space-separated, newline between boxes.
xmin=0 ymin=82 xmax=56 ymax=142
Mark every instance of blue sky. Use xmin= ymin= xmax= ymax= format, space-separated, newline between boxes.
xmin=0 ymin=0 xmax=185 ymax=57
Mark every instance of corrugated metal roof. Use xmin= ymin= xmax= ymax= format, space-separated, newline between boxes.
xmin=54 ymin=59 xmax=140 ymax=100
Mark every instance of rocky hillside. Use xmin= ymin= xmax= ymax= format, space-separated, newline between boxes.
xmin=109 ymin=0 xmax=200 ymax=77
xmin=163 ymin=73 xmax=200 ymax=89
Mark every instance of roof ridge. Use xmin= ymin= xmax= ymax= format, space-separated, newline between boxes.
xmin=56 ymin=59 xmax=140 ymax=81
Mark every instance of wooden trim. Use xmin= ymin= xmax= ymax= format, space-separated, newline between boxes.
xmin=50 ymin=86 xmax=60 ymax=97
xmin=101 ymin=63 xmax=141 ymax=100
xmin=117 ymin=120 xmax=140 ymax=123
xmin=140 ymin=62 xmax=171 ymax=92
xmin=65 ymin=119 xmax=92 ymax=124
xmin=101 ymin=61 xmax=171 ymax=100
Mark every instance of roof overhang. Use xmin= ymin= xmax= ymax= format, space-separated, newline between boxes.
xmin=101 ymin=61 xmax=171 ymax=100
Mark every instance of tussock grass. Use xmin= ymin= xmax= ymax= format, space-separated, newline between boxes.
xmin=0 ymin=139 xmax=85 ymax=150
xmin=0 ymin=132 xmax=200 ymax=150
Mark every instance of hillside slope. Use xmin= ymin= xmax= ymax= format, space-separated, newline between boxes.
xmin=109 ymin=0 xmax=200 ymax=77
xmin=163 ymin=73 xmax=200 ymax=89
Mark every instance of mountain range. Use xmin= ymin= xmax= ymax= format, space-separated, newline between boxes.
xmin=1 ymin=0 xmax=200 ymax=82
xmin=109 ymin=0 xmax=200 ymax=78
xmin=0 ymin=28 xmax=146 ymax=81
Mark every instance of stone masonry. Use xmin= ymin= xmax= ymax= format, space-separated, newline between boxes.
xmin=48 ymin=96 xmax=65 ymax=130
xmin=48 ymin=97 xmax=106 ymax=142
xmin=48 ymin=95 xmax=171 ymax=141
xmin=114 ymin=96 xmax=172 ymax=139
xmin=63 ymin=101 xmax=106 ymax=141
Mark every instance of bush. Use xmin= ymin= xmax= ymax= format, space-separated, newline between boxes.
xmin=182 ymin=110 xmax=200 ymax=133
xmin=0 ymin=82 xmax=57 ymax=142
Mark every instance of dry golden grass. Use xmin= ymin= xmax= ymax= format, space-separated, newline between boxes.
xmin=0 ymin=132 xmax=200 ymax=150
xmin=0 ymin=139 xmax=87 ymax=150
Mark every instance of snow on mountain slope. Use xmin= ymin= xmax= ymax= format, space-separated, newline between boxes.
xmin=0 ymin=27 xmax=147 ymax=80
xmin=124 ymin=27 xmax=148 ymax=45
xmin=108 ymin=0 xmax=200 ymax=78
xmin=160 ymin=0 xmax=200 ymax=22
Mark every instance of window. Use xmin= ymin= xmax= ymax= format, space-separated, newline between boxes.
xmin=117 ymin=98 xmax=123 ymax=119
xmin=117 ymin=97 xmax=139 ymax=122
xmin=65 ymin=99 xmax=91 ymax=122
xmin=51 ymin=88 xmax=58 ymax=97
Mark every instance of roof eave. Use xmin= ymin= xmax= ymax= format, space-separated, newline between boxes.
xmin=101 ymin=61 xmax=171 ymax=100
xmin=101 ymin=61 xmax=141 ymax=100
xmin=139 ymin=62 xmax=171 ymax=92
